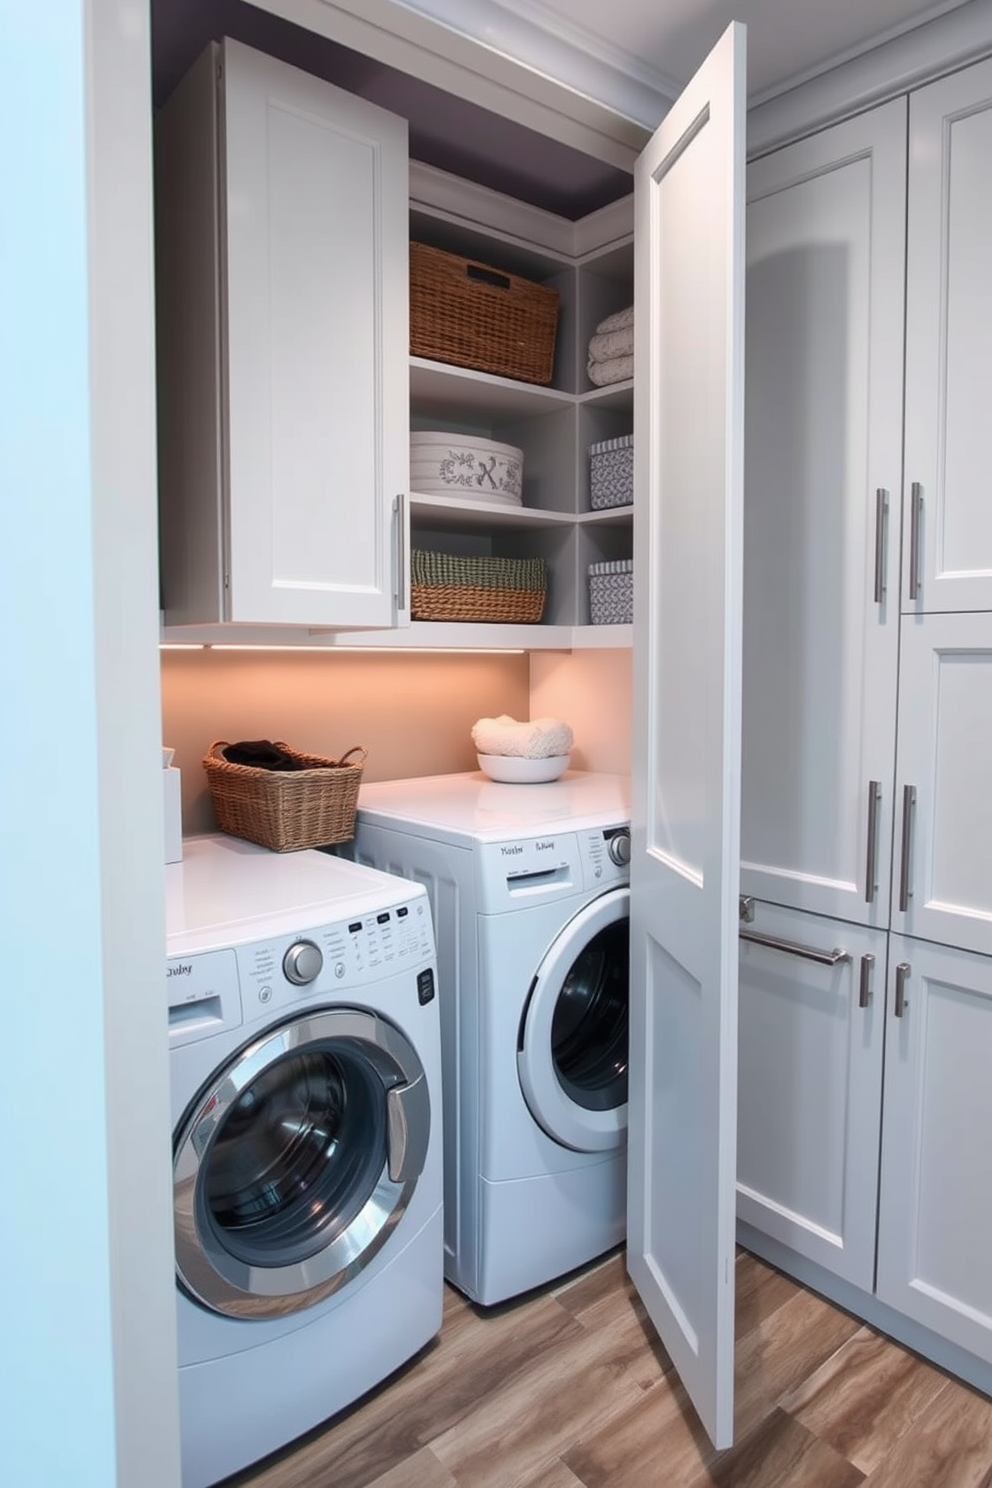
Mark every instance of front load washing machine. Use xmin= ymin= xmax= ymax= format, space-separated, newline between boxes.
xmin=348 ymin=770 xmax=630 ymax=1306
xmin=166 ymin=834 xmax=443 ymax=1488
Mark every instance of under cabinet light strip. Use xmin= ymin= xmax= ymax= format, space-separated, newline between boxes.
xmin=159 ymin=643 xmax=526 ymax=655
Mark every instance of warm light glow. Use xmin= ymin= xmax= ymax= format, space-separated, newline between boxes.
xmin=180 ymin=644 xmax=528 ymax=655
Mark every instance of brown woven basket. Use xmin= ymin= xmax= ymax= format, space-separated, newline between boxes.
xmin=203 ymin=742 xmax=367 ymax=852
xmin=410 ymin=550 xmax=547 ymax=624
xmin=410 ymin=242 xmax=559 ymax=386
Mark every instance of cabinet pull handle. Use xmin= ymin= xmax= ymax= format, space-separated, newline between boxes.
xmin=908 ymin=482 xmax=923 ymax=600
xmin=858 ymin=953 xmax=874 ymax=1009
xmin=739 ymin=928 xmax=851 ymax=967
xmin=394 ymin=493 xmax=408 ymax=613
xmin=898 ymin=784 xmax=916 ymax=913
xmin=873 ymin=488 xmax=888 ymax=604
xmin=894 ymin=961 xmax=910 ymax=1018
xmin=864 ymin=779 xmax=881 ymax=903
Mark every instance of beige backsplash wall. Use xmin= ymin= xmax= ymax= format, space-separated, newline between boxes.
xmin=529 ymin=649 xmax=633 ymax=774
xmin=161 ymin=648 xmax=530 ymax=835
xmin=161 ymin=645 xmax=633 ymax=837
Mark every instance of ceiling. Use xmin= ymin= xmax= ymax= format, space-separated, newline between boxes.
xmin=151 ymin=0 xmax=977 ymax=220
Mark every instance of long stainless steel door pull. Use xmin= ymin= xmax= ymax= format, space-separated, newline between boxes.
xmin=894 ymin=961 xmax=910 ymax=1017
xmin=898 ymin=784 xmax=917 ymax=913
xmin=859 ymin=953 xmax=874 ymax=1008
xmin=739 ymin=928 xmax=850 ymax=967
xmin=865 ymin=780 xmax=881 ymax=903
xmin=393 ymin=493 xmax=408 ymax=612
xmin=874 ymin=488 xmax=888 ymax=604
xmin=908 ymin=482 xmax=923 ymax=601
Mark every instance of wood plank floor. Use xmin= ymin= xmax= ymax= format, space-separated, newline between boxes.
xmin=226 ymin=1249 xmax=992 ymax=1488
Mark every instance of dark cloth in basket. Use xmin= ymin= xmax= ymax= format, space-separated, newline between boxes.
xmin=222 ymin=740 xmax=302 ymax=771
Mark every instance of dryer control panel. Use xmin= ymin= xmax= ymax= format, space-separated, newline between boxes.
xmin=476 ymin=823 xmax=630 ymax=912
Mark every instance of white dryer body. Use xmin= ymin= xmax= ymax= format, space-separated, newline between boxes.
xmin=351 ymin=770 xmax=630 ymax=1305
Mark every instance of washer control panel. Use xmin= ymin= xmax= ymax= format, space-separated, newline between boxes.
xmin=167 ymin=892 xmax=435 ymax=1044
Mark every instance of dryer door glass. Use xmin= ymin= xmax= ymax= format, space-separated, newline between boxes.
xmin=173 ymin=1007 xmax=430 ymax=1318
xmin=518 ymin=886 xmax=630 ymax=1152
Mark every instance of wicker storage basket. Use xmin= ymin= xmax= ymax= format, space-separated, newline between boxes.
xmin=410 ymin=242 xmax=559 ymax=386
xmin=203 ymin=742 xmax=367 ymax=851
xmin=411 ymin=549 xmax=547 ymax=623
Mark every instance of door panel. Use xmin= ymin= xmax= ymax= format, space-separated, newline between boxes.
xmin=892 ymin=613 xmax=992 ymax=957
xmin=628 ymin=21 xmax=745 ymax=1451
xmin=904 ymin=57 xmax=992 ymax=613
xmin=737 ymin=901 xmax=886 ymax=1290
xmin=223 ymin=39 xmax=408 ymax=626
xmin=877 ymin=936 xmax=992 ymax=1363
xmin=741 ymin=103 xmax=905 ymax=925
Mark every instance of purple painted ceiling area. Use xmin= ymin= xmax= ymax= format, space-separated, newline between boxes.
xmin=151 ymin=0 xmax=634 ymax=219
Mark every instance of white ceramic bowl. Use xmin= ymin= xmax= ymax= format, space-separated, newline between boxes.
xmin=477 ymin=753 xmax=570 ymax=783
xmin=411 ymin=432 xmax=523 ymax=503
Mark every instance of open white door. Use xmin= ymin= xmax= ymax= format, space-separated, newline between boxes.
xmin=627 ymin=22 xmax=746 ymax=1451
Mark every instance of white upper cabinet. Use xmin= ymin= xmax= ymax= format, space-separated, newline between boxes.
xmin=155 ymin=40 xmax=409 ymax=628
xmin=741 ymin=103 xmax=906 ymax=927
xmin=877 ymin=935 xmax=992 ymax=1362
xmin=628 ymin=22 xmax=745 ymax=1452
xmin=891 ymin=612 xmax=992 ymax=958
xmin=903 ymin=57 xmax=992 ymax=614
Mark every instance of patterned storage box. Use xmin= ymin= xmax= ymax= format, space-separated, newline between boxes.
xmin=589 ymin=434 xmax=634 ymax=510
xmin=588 ymin=559 xmax=633 ymax=625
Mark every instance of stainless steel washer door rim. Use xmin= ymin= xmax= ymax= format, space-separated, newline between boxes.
xmin=518 ymin=887 xmax=629 ymax=1152
xmin=173 ymin=1007 xmax=431 ymax=1319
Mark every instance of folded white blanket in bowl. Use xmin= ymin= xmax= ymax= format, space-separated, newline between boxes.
xmin=471 ymin=714 xmax=574 ymax=760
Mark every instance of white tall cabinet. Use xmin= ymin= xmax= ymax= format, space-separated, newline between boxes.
xmin=739 ymin=52 xmax=992 ymax=1391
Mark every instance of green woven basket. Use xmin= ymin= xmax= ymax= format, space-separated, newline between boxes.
xmin=411 ymin=550 xmax=547 ymax=623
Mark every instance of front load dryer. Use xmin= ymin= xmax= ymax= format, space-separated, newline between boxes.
xmin=348 ymin=770 xmax=630 ymax=1306
xmin=166 ymin=834 xmax=443 ymax=1488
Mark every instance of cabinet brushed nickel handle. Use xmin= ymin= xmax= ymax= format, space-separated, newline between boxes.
xmin=894 ymin=961 xmax=910 ymax=1018
xmin=739 ymin=928 xmax=851 ymax=967
xmin=859 ymin=953 xmax=874 ymax=1009
xmin=898 ymin=784 xmax=917 ymax=913
xmin=739 ymin=895 xmax=755 ymax=923
xmin=874 ymin=488 xmax=888 ymax=604
xmin=394 ymin=493 xmax=408 ymax=613
xmin=865 ymin=779 xmax=881 ymax=903
xmin=908 ymin=482 xmax=923 ymax=601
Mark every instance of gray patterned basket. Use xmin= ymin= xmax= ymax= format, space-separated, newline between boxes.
xmin=588 ymin=559 xmax=633 ymax=625
xmin=589 ymin=434 xmax=634 ymax=510
xmin=411 ymin=549 xmax=547 ymax=623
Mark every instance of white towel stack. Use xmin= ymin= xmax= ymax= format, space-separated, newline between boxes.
xmin=586 ymin=304 xmax=633 ymax=387
xmin=471 ymin=714 xmax=574 ymax=759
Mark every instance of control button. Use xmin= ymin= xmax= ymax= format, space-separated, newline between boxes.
xmin=334 ymin=962 xmax=346 ymax=979
xmin=608 ymin=831 xmax=631 ymax=866
xmin=417 ymin=968 xmax=436 ymax=1006
xmin=258 ymin=985 xmax=273 ymax=1004
xmin=283 ymin=940 xmax=323 ymax=986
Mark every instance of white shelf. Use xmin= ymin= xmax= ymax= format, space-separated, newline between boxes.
xmin=410 ymin=358 xmax=574 ymax=418
xmin=410 ymin=493 xmax=575 ymax=531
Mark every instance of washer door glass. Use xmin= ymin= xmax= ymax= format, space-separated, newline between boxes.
xmin=518 ymin=887 xmax=629 ymax=1152
xmin=173 ymin=1007 xmax=430 ymax=1319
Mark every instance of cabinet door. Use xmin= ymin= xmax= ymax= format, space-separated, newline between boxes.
xmin=222 ymin=40 xmax=408 ymax=627
xmin=903 ymin=57 xmax=992 ymax=614
xmin=737 ymin=902 xmax=885 ymax=1291
xmin=892 ymin=613 xmax=992 ymax=957
xmin=628 ymin=21 xmax=744 ymax=1452
xmin=876 ymin=936 xmax=992 ymax=1364
xmin=741 ymin=103 xmax=905 ymax=926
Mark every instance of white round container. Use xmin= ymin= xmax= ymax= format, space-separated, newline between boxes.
xmin=476 ymin=753 xmax=570 ymax=783
xmin=410 ymin=432 xmax=524 ymax=504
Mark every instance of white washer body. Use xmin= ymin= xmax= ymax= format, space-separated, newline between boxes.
xmin=349 ymin=771 xmax=630 ymax=1306
xmin=166 ymin=835 xmax=443 ymax=1488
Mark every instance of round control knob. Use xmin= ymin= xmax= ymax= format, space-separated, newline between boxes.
xmin=283 ymin=939 xmax=323 ymax=986
xmin=608 ymin=831 xmax=631 ymax=866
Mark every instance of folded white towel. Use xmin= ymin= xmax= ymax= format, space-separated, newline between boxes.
xmin=587 ymin=325 xmax=634 ymax=364
xmin=595 ymin=304 xmax=634 ymax=335
xmin=471 ymin=714 xmax=574 ymax=760
xmin=587 ymin=353 xmax=633 ymax=387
